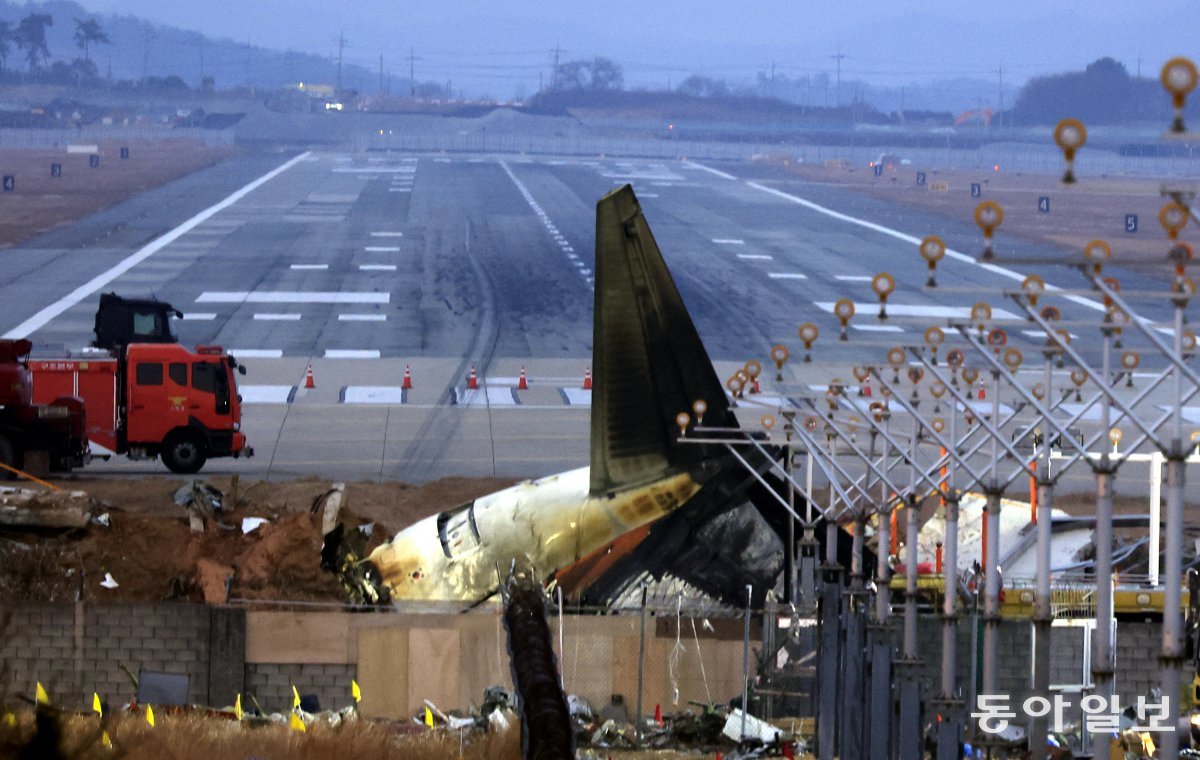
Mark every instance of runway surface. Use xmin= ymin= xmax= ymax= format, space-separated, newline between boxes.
xmin=0 ymin=148 xmax=1188 ymax=494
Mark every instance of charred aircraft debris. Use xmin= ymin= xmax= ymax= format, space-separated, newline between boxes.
xmin=326 ymin=184 xmax=863 ymax=609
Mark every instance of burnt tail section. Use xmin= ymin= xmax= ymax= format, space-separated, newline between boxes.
xmin=590 ymin=185 xmax=737 ymax=496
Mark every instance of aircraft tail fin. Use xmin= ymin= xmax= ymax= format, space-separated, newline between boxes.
xmin=589 ymin=185 xmax=737 ymax=495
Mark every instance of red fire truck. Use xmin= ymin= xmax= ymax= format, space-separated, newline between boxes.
xmin=27 ymin=294 xmax=252 ymax=474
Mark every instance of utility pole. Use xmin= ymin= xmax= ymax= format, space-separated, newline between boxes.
xmin=336 ymin=31 xmax=346 ymax=93
xmin=406 ymin=48 xmax=420 ymax=97
xmin=996 ymin=65 xmax=1004 ymax=129
xmin=550 ymin=44 xmax=564 ymax=90
xmin=831 ymin=47 xmax=847 ymax=107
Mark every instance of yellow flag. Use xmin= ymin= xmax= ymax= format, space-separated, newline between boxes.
xmin=289 ymin=710 xmax=306 ymax=733
xmin=101 ymin=730 xmax=113 ymax=749
xmin=145 ymin=705 xmax=155 ymax=727
xmin=35 ymin=682 xmax=50 ymax=706
xmin=424 ymin=706 xmax=434 ymax=728
xmin=92 ymin=692 xmax=103 ymax=716
xmin=3 ymin=712 xmax=16 ymax=728
xmin=234 ymin=693 xmax=243 ymax=721
xmin=292 ymin=685 xmax=301 ymax=710
xmin=351 ymin=680 xmax=361 ymax=703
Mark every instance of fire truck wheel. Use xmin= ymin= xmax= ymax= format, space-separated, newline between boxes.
xmin=161 ymin=430 xmax=208 ymax=474
xmin=0 ymin=434 xmax=17 ymax=479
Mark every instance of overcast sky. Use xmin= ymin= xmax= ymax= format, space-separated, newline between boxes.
xmin=68 ymin=0 xmax=1198 ymax=97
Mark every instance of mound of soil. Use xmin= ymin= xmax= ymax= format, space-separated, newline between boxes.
xmin=0 ymin=475 xmax=516 ymax=604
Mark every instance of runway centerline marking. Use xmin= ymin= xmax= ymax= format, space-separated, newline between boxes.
xmin=290 ymin=264 xmax=328 ymax=270
xmin=737 ymin=254 xmax=773 ymax=260
xmin=338 ymin=314 xmax=387 ymax=322
xmin=712 ymin=238 xmax=744 ymax=245
xmin=229 ymin=349 xmax=284 ymax=358
xmin=359 ymin=265 xmax=397 ymax=271
xmin=2 ymin=151 xmax=312 ymax=339
xmin=364 ymin=246 xmax=401 ymax=252
xmin=181 ymin=313 xmax=217 ymax=321
xmin=835 ymin=275 xmax=874 ymax=282
xmin=253 ymin=313 xmax=302 ymax=321
xmin=370 ymin=232 xmax=403 ymax=237
xmin=768 ymin=273 xmax=808 ymax=280
xmin=197 ymin=292 xmax=389 ymax=304
xmin=745 ymin=180 xmax=1104 ymax=313
xmin=851 ymin=324 xmax=904 ymax=333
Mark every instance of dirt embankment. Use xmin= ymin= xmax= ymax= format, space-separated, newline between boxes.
xmin=0 ymin=139 xmax=236 ymax=248
xmin=0 ymin=475 xmax=517 ymax=604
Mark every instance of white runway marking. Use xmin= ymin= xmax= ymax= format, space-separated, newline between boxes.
xmin=254 ymin=313 xmax=302 ymax=321
xmin=325 ymin=349 xmax=381 ymax=359
xmin=684 ymin=161 xmax=737 ymax=180
xmin=486 ymin=386 xmax=518 ymax=406
xmin=197 ymin=292 xmax=389 ymax=304
xmin=852 ymin=324 xmax=905 ymax=332
xmin=359 ymin=265 xmax=397 ymax=271
xmin=639 ymin=193 xmax=659 ymax=198
xmin=338 ymin=314 xmax=387 ymax=321
xmin=229 ymin=349 xmax=284 ymax=358
xmin=371 ymin=232 xmax=403 ymax=237
xmin=181 ymin=313 xmax=217 ymax=321
xmin=560 ymin=388 xmax=592 ymax=406
xmin=389 ymin=188 xmax=412 ymax=193
xmin=712 ymin=238 xmax=744 ymax=245
xmin=815 ymin=302 xmax=1019 ymax=319
xmin=290 ymin=264 xmax=328 ymax=270
xmin=737 ymin=254 xmax=773 ymax=260
xmin=342 ymin=386 xmax=405 ymax=403
xmin=746 ymin=181 xmax=1104 ymax=314
xmin=835 ymin=275 xmax=874 ymax=282
xmin=364 ymin=246 xmax=401 ymax=252
xmin=2 ymin=151 xmax=312 ymax=339
xmin=240 ymin=385 xmax=295 ymax=404
xmin=768 ymin=273 xmax=808 ymax=280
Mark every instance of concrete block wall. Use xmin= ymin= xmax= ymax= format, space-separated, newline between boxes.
xmin=245 ymin=663 xmax=358 ymax=714
xmin=0 ymin=603 xmax=241 ymax=709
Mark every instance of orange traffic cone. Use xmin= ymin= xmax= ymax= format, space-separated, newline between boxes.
xmin=304 ymin=364 xmax=315 ymax=389
xmin=467 ymin=366 xmax=478 ymax=389
xmin=977 ymin=379 xmax=986 ymax=400
xmin=654 ymin=704 xmax=662 ymax=726
xmin=863 ymin=377 xmax=872 ymax=397
xmin=582 ymin=367 xmax=592 ymax=390
xmin=518 ymin=366 xmax=528 ymax=390
xmin=402 ymin=365 xmax=413 ymax=390
xmin=750 ymin=377 xmax=761 ymax=394
xmin=782 ymin=741 xmax=795 ymax=759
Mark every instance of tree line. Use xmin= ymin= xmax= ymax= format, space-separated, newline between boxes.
xmin=0 ymin=12 xmax=108 ymax=84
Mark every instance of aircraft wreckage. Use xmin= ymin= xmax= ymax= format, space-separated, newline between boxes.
xmin=327 ymin=184 xmax=860 ymax=609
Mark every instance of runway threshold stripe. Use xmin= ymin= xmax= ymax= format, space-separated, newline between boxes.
xmin=2 ymin=151 xmax=313 ymax=339
xmin=745 ymin=181 xmax=1104 ymax=314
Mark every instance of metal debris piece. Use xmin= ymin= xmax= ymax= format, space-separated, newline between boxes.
xmin=100 ymin=573 xmax=118 ymax=589
xmin=241 ymin=517 xmax=269 ymax=534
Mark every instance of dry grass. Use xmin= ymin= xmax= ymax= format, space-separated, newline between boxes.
xmin=0 ymin=710 xmax=522 ymax=760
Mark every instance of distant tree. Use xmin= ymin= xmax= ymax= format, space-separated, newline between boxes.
xmin=73 ymin=17 xmax=108 ymax=63
xmin=14 ymin=13 xmax=52 ymax=73
xmin=552 ymin=57 xmax=623 ymax=92
xmin=0 ymin=21 xmax=12 ymax=71
xmin=1011 ymin=56 xmax=1169 ymax=125
xmin=678 ymin=75 xmax=729 ymax=97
